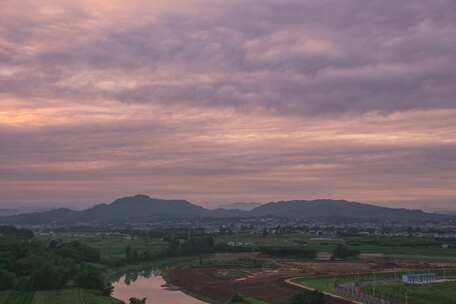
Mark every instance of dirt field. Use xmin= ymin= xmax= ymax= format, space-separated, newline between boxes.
xmin=167 ymin=260 xmax=374 ymax=303
xmin=167 ymin=256 xmax=456 ymax=304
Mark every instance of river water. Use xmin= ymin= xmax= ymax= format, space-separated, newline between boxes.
xmin=112 ymin=270 xmax=207 ymax=304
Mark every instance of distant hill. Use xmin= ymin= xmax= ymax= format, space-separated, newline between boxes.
xmin=0 ymin=195 xmax=209 ymax=225
xmin=0 ymin=195 xmax=446 ymax=225
xmin=250 ymin=199 xmax=444 ymax=223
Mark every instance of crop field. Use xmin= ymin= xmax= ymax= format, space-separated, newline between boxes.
xmin=0 ymin=289 xmax=120 ymax=304
xmin=363 ymin=281 xmax=456 ymax=304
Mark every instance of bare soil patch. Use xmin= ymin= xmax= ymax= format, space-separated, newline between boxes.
xmin=167 ymin=257 xmax=456 ymax=304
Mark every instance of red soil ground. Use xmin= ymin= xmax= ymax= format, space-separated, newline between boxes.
xmin=167 ymin=258 xmax=456 ymax=304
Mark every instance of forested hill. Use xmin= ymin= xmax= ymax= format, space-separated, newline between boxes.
xmin=0 ymin=195 xmax=446 ymax=225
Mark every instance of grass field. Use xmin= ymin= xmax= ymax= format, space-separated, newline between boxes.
xmin=294 ymin=275 xmax=349 ymax=293
xmin=346 ymin=236 xmax=456 ymax=257
xmin=293 ymin=269 xmax=456 ymax=294
xmin=364 ymin=281 xmax=456 ymax=304
xmin=0 ymin=289 xmax=120 ymax=304
xmin=350 ymin=244 xmax=456 ymax=257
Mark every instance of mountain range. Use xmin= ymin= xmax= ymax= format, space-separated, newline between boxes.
xmin=0 ymin=194 xmax=446 ymax=225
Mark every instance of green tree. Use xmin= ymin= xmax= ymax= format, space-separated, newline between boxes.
xmin=30 ymin=263 xmax=66 ymax=290
xmin=0 ymin=269 xmax=17 ymax=290
xmin=126 ymin=245 xmax=139 ymax=262
xmin=76 ymin=267 xmax=106 ymax=291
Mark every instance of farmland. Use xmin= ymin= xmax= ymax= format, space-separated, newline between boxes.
xmin=216 ymin=232 xmax=456 ymax=258
xmin=363 ymin=281 xmax=456 ymax=304
xmin=5 ymin=227 xmax=456 ymax=304
xmin=293 ymin=270 xmax=453 ymax=294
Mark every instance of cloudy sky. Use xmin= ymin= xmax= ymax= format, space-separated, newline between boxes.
xmin=1 ymin=0 xmax=455 ymax=210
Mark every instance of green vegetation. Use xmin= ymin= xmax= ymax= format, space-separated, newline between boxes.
xmin=166 ymin=235 xmax=215 ymax=257
xmin=331 ymin=244 xmax=360 ymax=260
xmin=295 ymin=269 xmax=456 ymax=295
xmin=0 ymin=289 xmax=120 ymax=304
xmin=196 ymin=257 xmax=277 ymax=268
xmin=294 ymin=276 xmax=341 ymax=294
xmin=363 ymin=281 xmax=456 ymax=304
xmin=346 ymin=236 xmax=456 ymax=257
xmin=289 ymin=291 xmax=325 ymax=304
xmin=229 ymin=294 xmax=268 ymax=304
xmin=0 ymin=227 xmax=109 ymax=292
xmin=0 ymin=226 xmax=34 ymax=239
xmin=0 ymin=226 xmax=120 ymax=303
xmin=217 ymin=233 xmax=456 ymax=259
xmin=82 ymin=238 xmax=167 ymax=266
xmin=4 ymin=225 xmax=456 ymax=304
xmin=259 ymin=246 xmax=317 ymax=259
xmin=295 ymin=272 xmax=417 ymax=294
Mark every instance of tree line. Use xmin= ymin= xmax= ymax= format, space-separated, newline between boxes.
xmin=0 ymin=226 xmax=110 ymax=294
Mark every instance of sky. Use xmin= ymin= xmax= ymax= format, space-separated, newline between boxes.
xmin=1 ymin=0 xmax=455 ymax=210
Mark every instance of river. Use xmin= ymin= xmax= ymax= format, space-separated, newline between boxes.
xmin=112 ymin=269 xmax=208 ymax=304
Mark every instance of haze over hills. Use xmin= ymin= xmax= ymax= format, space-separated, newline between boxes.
xmin=217 ymin=202 xmax=264 ymax=211
xmin=0 ymin=208 xmax=52 ymax=217
xmin=0 ymin=194 xmax=447 ymax=225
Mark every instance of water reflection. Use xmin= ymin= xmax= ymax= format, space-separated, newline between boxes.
xmin=112 ymin=269 xmax=207 ymax=304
